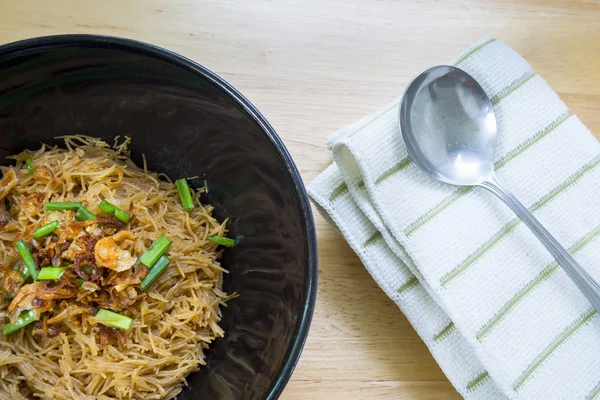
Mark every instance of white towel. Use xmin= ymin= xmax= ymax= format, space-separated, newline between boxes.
xmin=308 ymin=37 xmax=600 ymax=400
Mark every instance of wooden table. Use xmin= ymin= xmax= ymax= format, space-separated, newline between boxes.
xmin=2 ymin=1 xmax=600 ymax=398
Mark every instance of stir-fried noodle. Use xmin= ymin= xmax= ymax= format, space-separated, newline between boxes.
xmin=0 ymin=136 xmax=232 ymax=399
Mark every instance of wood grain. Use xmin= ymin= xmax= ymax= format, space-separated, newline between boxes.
xmin=2 ymin=1 xmax=600 ymax=398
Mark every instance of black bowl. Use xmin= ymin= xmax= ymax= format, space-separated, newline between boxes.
xmin=0 ymin=35 xmax=317 ymax=400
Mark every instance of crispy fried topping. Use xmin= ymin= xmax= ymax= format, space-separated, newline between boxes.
xmin=0 ymin=266 xmax=25 ymax=300
xmin=98 ymin=326 xmax=127 ymax=345
xmin=0 ymin=169 xmax=17 ymax=201
xmin=94 ymin=231 xmax=136 ymax=272
xmin=5 ymin=224 xmax=144 ymax=336
xmin=8 ymin=283 xmax=55 ymax=323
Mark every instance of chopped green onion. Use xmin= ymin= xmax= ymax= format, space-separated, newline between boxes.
xmin=45 ymin=202 xmax=83 ymax=211
xmin=13 ymin=263 xmax=30 ymax=282
xmin=33 ymin=220 xmax=60 ymax=239
xmin=98 ymin=200 xmax=117 ymax=214
xmin=25 ymin=158 xmax=34 ymax=175
xmin=175 ymin=178 xmax=194 ymax=212
xmin=37 ymin=267 xmax=64 ymax=281
xmin=15 ymin=240 xmax=38 ymax=281
xmin=114 ymin=209 xmax=130 ymax=223
xmin=75 ymin=278 xmax=86 ymax=286
xmin=139 ymin=235 xmax=172 ymax=267
xmin=98 ymin=200 xmax=130 ymax=223
xmin=208 ymin=235 xmax=235 ymax=247
xmin=140 ymin=255 xmax=171 ymax=292
xmin=75 ymin=207 xmax=96 ymax=221
xmin=95 ymin=309 xmax=133 ymax=330
xmin=2 ymin=310 xmax=37 ymax=336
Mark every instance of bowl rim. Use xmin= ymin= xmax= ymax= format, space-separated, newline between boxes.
xmin=0 ymin=34 xmax=318 ymax=400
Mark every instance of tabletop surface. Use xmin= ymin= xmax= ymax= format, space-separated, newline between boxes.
xmin=2 ymin=1 xmax=600 ymax=399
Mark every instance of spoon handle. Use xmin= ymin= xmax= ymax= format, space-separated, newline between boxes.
xmin=480 ymin=175 xmax=600 ymax=313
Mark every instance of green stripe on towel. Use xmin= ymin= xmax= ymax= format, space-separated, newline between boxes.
xmin=363 ymin=231 xmax=383 ymax=247
xmin=466 ymin=371 xmax=490 ymax=392
xmin=513 ymin=309 xmax=597 ymax=392
xmin=452 ymin=38 xmax=496 ymax=67
xmin=406 ymin=187 xmax=473 ymax=237
xmin=397 ymin=276 xmax=420 ymax=295
xmin=585 ymin=381 xmax=600 ymax=400
xmin=375 ymin=157 xmax=413 ymax=184
xmin=490 ymin=72 xmax=535 ymax=105
xmin=441 ymin=219 xmax=520 ymax=286
xmin=494 ymin=112 xmax=570 ymax=170
xmin=329 ymin=182 xmax=349 ymax=202
xmin=433 ymin=322 xmax=455 ymax=342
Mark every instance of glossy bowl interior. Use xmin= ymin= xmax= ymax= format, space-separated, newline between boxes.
xmin=0 ymin=35 xmax=317 ymax=400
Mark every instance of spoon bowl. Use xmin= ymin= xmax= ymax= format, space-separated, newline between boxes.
xmin=399 ymin=66 xmax=497 ymax=186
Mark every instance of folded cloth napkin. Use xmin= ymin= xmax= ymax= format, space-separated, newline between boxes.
xmin=308 ymin=36 xmax=600 ymax=400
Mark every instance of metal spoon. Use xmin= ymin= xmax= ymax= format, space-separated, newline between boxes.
xmin=399 ymin=65 xmax=600 ymax=312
